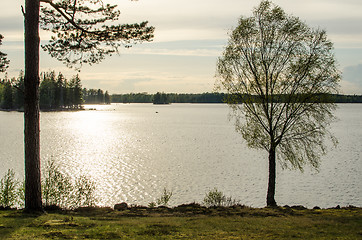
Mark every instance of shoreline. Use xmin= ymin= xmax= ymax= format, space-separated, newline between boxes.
xmin=1 ymin=202 xmax=360 ymax=215
xmin=1 ymin=205 xmax=361 ymax=239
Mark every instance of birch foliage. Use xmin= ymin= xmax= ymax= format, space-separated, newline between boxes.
xmin=216 ymin=0 xmax=340 ymax=171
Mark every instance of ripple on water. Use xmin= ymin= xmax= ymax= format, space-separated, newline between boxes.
xmin=0 ymin=104 xmax=361 ymax=208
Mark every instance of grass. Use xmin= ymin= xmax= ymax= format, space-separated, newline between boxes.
xmin=0 ymin=205 xmax=361 ymax=239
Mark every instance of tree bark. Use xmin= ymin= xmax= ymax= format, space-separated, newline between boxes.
xmin=24 ymin=0 xmax=42 ymax=211
xmin=267 ymin=146 xmax=277 ymax=206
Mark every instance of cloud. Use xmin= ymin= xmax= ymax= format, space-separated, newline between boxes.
xmin=311 ymin=18 xmax=362 ymax=35
xmin=343 ymin=64 xmax=362 ymax=85
xmin=126 ymin=39 xmax=224 ymax=57
xmin=2 ymin=0 xmax=362 ymax=94
xmin=119 ymin=78 xmax=153 ymax=92
xmin=0 ymin=16 xmax=22 ymax=31
xmin=273 ymin=0 xmax=362 ymax=20
xmin=130 ymin=48 xmax=220 ymax=57
xmin=341 ymin=64 xmax=362 ymax=94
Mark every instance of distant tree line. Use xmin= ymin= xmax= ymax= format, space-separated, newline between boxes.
xmin=153 ymin=92 xmax=170 ymax=104
xmin=0 ymin=71 xmax=111 ymax=110
xmin=2 ymin=74 xmax=361 ymax=110
xmin=82 ymin=88 xmax=111 ymax=105
xmin=111 ymin=92 xmax=362 ymax=104
xmin=111 ymin=92 xmax=226 ymax=104
xmin=39 ymin=71 xmax=83 ymax=110
xmin=331 ymin=94 xmax=362 ymax=103
xmin=224 ymin=93 xmax=362 ymax=104
xmin=0 ymin=72 xmax=25 ymax=110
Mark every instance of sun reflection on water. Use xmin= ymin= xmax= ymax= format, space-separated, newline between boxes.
xmin=70 ymin=110 xmax=135 ymax=203
xmin=40 ymin=107 xmax=156 ymax=206
xmin=18 ymin=104 xmax=361 ymax=208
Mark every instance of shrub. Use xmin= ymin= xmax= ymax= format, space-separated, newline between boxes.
xmin=156 ymin=187 xmax=173 ymax=207
xmin=17 ymin=181 xmax=25 ymax=209
xmin=148 ymin=202 xmax=156 ymax=208
xmin=0 ymin=169 xmax=19 ymax=208
xmin=203 ymin=188 xmax=239 ymax=207
xmin=42 ymin=160 xmax=73 ymax=208
xmin=42 ymin=160 xmax=97 ymax=209
xmin=0 ymin=161 xmax=97 ymax=209
xmin=72 ymin=175 xmax=96 ymax=208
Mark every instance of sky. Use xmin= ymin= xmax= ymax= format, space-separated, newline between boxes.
xmin=0 ymin=0 xmax=361 ymax=94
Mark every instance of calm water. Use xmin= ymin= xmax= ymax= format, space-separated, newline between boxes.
xmin=0 ymin=104 xmax=361 ymax=208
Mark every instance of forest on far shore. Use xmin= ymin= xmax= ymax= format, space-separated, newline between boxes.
xmin=0 ymin=71 xmax=111 ymax=110
xmin=111 ymin=92 xmax=362 ymax=104
xmin=1 ymin=71 xmax=362 ymax=111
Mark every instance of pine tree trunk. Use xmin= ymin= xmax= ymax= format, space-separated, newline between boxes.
xmin=24 ymin=0 xmax=42 ymax=211
xmin=267 ymin=146 xmax=277 ymax=206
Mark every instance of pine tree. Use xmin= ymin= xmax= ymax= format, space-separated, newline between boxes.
xmin=1 ymin=79 xmax=13 ymax=109
xmin=104 ymin=91 xmax=111 ymax=104
xmin=71 ymin=74 xmax=83 ymax=108
xmin=23 ymin=0 xmax=154 ymax=210
xmin=0 ymin=34 xmax=9 ymax=73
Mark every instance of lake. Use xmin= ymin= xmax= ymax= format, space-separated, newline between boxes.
xmin=0 ymin=104 xmax=361 ymax=208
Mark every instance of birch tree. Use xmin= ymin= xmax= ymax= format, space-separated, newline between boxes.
xmin=216 ymin=0 xmax=340 ymax=206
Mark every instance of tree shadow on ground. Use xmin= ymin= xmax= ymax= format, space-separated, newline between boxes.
xmin=0 ymin=210 xmax=43 ymax=239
